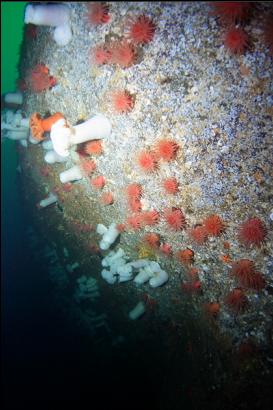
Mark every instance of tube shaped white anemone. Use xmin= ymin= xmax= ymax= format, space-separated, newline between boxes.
xmin=3 ymin=129 xmax=29 ymax=140
xmin=50 ymin=115 xmax=111 ymax=157
xmin=20 ymin=118 xmax=30 ymax=128
xmin=130 ymin=260 xmax=150 ymax=269
xmin=99 ymin=223 xmax=120 ymax=250
xmin=29 ymin=135 xmax=40 ymax=144
xmin=19 ymin=140 xmax=28 ymax=148
xmin=117 ymin=264 xmax=133 ymax=282
xmin=24 ymin=4 xmax=72 ymax=46
xmin=59 ymin=165 xmax=83 ymax=183
xmin=44 ymin=150 xmax=67 ymax=164
xmin=24 ymin=4 xmax=70 ymax=27
xmin=1 ymin=110 xmax=29 ymax=138
xmin=1 ymin=110 xmax=29 ymax=131
xmin=53 ymin=24 xmax=72 ymax=46
xmin=4 ymin=92 xmax=23 ymax=105
xmin=109 ymin=258 xmax=126 ymax=274
xmin=133 ymin=261 xmax=169 ymax=287
xmin=49 ymin=119 xmax=71 ymax=156
xmin=101 ymin=269 xmax=116 ymax=285
xmin=134 ymin=268 xmax=151 ymax=285
xmin=39 ymin=192 xmax=58 ymax=208
xmin=71 ymin=115 xmax=111 ymax=145
xmin=108 ymin=248 xmax=125 ymax=264
xmin=42 ymin=140 xmax=54 ymax=150
xmin=149 ymin=269 xmax=168 ymax=288
xmin=96 ymin=224 xmax=108 ymax=236
xmin=128 ymin=302 xmax=146 ymax=320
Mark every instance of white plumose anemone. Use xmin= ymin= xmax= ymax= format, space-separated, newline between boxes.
xmin=50 ymin=115 xmax=111 ymax=157
xmin=24 ymin=3 xmax=72 ymax=46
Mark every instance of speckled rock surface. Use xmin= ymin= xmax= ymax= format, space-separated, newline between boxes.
xmin=16 ymin=2 xmax=273 ymax=408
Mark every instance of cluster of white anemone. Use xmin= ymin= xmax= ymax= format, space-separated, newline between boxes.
xmin=1 ymin=107 xmax=29 ymax=144
xmin=24 ymin=3 xmax=72 ymax=46
xmin=96 ymin=223 xmax=169 ymax=289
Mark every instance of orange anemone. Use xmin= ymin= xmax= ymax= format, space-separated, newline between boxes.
xmin=176 ymin=248 xmax=194 ymax=265
xmin=30 ymin=112 xmax=64 ymax=141
xmin=204 ymin=302 xmax=220 ymax=318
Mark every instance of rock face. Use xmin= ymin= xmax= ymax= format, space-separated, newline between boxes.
xmin=16 ymin=3 xmax=273 ymax=408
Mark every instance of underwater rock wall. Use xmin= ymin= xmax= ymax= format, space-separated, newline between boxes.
xmin=15 ymin=3 xmax=273 ymax=404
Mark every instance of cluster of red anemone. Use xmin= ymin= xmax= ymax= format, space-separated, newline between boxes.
xmin=181 ymin=266 xmax=201 ymax=294
xmin=87 ymin=1 xmax=156 ymax=47
xmin=223 ymin=257 xmax=266 ymax=314
xmin=77 ymin=138 xmax=113 ymax=205
xmin=137 ymin=138 xmax=179 ymax=174
xmin=89 ymin=7 xmax=156 ymax=114
xmin=210 ymin=2 xmax=273 ymax=55
xmin=225 ymin=288 xmax=248 ymax=313
xmin=230 ymin=259 xmax=266 ymax=291
xmin=87 ymin=2 xmax=110 ymax=25
xmin=189 ymin=214 xmax=225 ymax=245
xmin=89 ymin=3 xmax=156 ymax=68
xmin=210 ymin=2 xmax=253 ymax=54
xmin=27 ymin=64 xmax=57 ymax=93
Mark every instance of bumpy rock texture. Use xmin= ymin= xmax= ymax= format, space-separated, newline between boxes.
xmin=17 ymin=3 xmax=273 ymax=409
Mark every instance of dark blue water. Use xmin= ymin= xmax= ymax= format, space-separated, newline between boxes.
xmin=3 ymin=147 xmax=272 ymax=410
xmin=2 ymin=219 xmax=154 ymax=408
xmin=1 ymin=154 xmax=166 ymax=410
